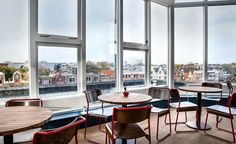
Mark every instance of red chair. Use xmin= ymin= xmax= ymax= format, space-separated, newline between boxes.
xmin=5 ymin=98 xmax=43 ymax=143
xmin=226 ymin=80 xmax=234 ymax=96
xmin=105 ymin=106 xmax=152 ymax=144
xmin=148 ymin=87 xmax=171 ymax=142
xmin=32 ymin=116 xmax=86 ymax=144
xmin=204 ymin=93 xmax=236 ymax=143
xmin=83 ymin=89 xmax=113 ymax=142
xmin=169 ymin=89 xmax=198 ymax=132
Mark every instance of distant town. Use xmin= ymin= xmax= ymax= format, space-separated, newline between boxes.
xmin=0 ymin=61 xmax=235 ymax=97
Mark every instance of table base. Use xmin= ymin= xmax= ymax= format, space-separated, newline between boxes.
xmin=186 ymin=121 xmax=211 ymax=130
xmin=4 ymin=135 xmax=13 ymax=144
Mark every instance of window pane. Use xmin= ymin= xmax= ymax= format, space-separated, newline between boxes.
xmin=123 ymin=0 xmax=145 ymax=44
xmin=175 ymin=0 xmax=203 ymax=2
xmin=0 ymin=0 xmax=29 ymax=105
xmin=174 ymin=7 xmax=203 ymax=87
xmin=86 ymin=0 xmax=116 ymax=93
xmin=38 ymin=46 xmax=78 ymax=97
xmin=38 ymin=0 xmax=77 ymax=37
xmin=151 ymin=3 xmax=168 ymax=86
xmin=208 ymin=6 xmax=236 ymax=83
xmin=123 ymin=50 xmax=145 ymax=88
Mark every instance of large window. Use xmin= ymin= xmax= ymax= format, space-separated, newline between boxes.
xmin=151 ymin=2 xmax=168 ymax=86
xmin=123 ymin=50 xmax=145 ymax=88
xmin=174 ymin=7 xmax=204 ymax=87
xmin=0 ymin=0 xmax=29 ymax=104
xmin=86 ymin=0 xmax=116 ymax=93
xmin=123 ymin=0 xmax=145 ymax=44
xmin=208 ymin=6 xmax=236 ymax=83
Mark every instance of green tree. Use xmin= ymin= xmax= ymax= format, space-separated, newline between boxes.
xmin=86 ymin=61 xmax=101 ymax=74
xmin=0 ymin=66 xmax=16 ymax=81
xmin=39 ymin=67 xmax=51 ymax=76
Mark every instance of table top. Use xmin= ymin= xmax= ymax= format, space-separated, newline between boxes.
xmin=0 ymin=106 xmax=52 ymax=136
xmin=98 ymin=92 xmax=152 ymax=105
xmin=178 ymin=86 xmax=223 ymax=93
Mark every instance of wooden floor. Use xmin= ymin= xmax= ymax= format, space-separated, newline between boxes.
xmin=24 ymin=108 xmax=235 ymax=144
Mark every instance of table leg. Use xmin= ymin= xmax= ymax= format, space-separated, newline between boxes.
xmin=121 ymin=104 xmax=127 ymax=144
xmin=4 ymin=135 xmax=13 ymax=144
xmin=186 ymin=92 xmax=211 ymax=130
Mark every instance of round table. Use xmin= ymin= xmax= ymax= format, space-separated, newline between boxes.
xmin=178 ymin=86 xmax=223 ymax=130
xmin=98 ymin=92 xmax=152 ymax=144
xmin=98 ymin=92 xmax=152 ymax=107
xmin=0 ymin=106 xmax=52 ymax=144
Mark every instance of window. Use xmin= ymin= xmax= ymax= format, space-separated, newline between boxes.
xmin=38 ymin=0 xmax=78 ymax=37
xmin=38 ymin=46 xmax=78 ymax=97
xmin=86 ymin=0 xmax=116 ymax=93
xmin=123 ymin=0 xmax=145 ymax=44
xmin=175 ymin=0 xmax=203 ymax=2
xmin=123 ymin=50 xmax=145 ymax=88
xmin=208 ymin=6 xmax=236 ymax=83
xmin=174 ymin=7 xmax=204 ymax=87
xmin=0 ymin=0 xmax=29 ymax=104
xmin=151 ymin=2 xmax=168 ymax=86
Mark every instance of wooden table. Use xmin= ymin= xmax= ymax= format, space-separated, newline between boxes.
xmin=98 ymin=92 xmax=152 ymax=144
xmin=178 ymin=86 xmax=223 ymax=130
xmin=98 ymin=92 xmax=152 ymax=107
xmin=0 ymin=106 xmax=52 ymax=144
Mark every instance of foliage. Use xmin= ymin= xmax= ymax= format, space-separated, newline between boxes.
xmin=39 ymin=67 xmax=51 ymax=76
xmin=0 ymin=66 xmax=16 ymax=81
xmin=86 ymin=61 xmax=101 ymax=74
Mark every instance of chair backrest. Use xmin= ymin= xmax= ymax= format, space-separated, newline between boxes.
xmin=226 ymin=80 xmax=233 ymax=95
xmin=148 ymin=87 xmax=170 ymax=100
xmin=6 ymin=98 xmax=43 ymax=107
xmin=169 ymin=89 xmax=181 ymax=102
xmin=83 ymin=89 xmax=102 ymax=104
xmin=32 ymin=116 xmax=86 ymax=144
xmin=202 ymin=82 xmax=222 ymax=89
xmin=112 ymin=106 xmax=152 ymax=124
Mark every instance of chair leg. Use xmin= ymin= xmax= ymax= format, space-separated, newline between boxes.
xmin=204 ymin=112 xmax=235 ymax=143
xmin=165 ymin=110 xmax=186 ymax=125
xmin=75 ymin=130 xmax=78 ymax=144
xmin=84 ymin=119 xmax=88 ymax=139
xmin=156 ymin=114 xmax=171 ymax=142
xmin=135 ymin=138 xmax=136 ymax=144
xmin=105 ymin=132 xmax=108 ymax=144
xmin=175 ymin=110 xmax=179 ymax=132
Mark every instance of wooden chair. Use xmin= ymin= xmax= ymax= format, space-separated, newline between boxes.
xmin=32 ymin=116 xmax=86 ymax=144
xmin=169 ymin=89 xmax=198 ymax=132
xmin=201 ymin=82 xmax=223 ymax=103
xmin=204 ymin=93 xmax=236 ymax=143
xmin=148 ymin=87 xmax=171 ymax=142
xmin=83 ymin=89 xmax=113 ymax=142
xmin=5 ymin=98 xmax=43 ymax=143
xmin=105 ymin=106 xmax=152 ymax=144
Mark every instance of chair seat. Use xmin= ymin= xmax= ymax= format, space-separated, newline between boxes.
xmin=105 ymin=122 xmax=147 ymax=139
xmin=170 ymin=101 xmax=197 ymax=112
xmin=89 ymin=107 xmax=113 ymax=118
xmin=151 ymin=107 xmax=169 ymax=117
xmin=202 ymin=96 xmax=221 ymax=102
xmin=207 ymin=105 xmax=236 ymax=118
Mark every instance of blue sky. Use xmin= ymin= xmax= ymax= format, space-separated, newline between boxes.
xmin=0 ymin=0 xmax=236 ymax=65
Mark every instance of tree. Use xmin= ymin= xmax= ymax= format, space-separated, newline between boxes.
xmin=86 ymin=61 xmax=101 ymax=74
xmin=0 ymin=66 xmax=16 ymax=81
xmin=39 ymin=67 xmax=51 ymax=76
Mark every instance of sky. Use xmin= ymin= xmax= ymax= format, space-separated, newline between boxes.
xmin=0 ymin=0 xmax=236 ymax=65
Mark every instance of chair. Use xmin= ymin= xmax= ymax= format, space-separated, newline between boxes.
xmin=204 ymin=93 xmax=236 ymax=143
xmin=83 ymin=89 xmax=113 ymax=141
xmin=32 ymin=116 xmax=86 ymax=144
xmin=105 ymin=106 xmax=152 ymax=144
xmin=169 ymin=89 xmax=198 ymax=132
xmin=5 ymin=98 xmax=43 ymax=143
xmin=226 ymin=80 xmax=234 ymax=96
xmin=201 ymin=82 xmax=223 ymax=103
xmin=148 ymin=87 xmax=171 ymax=142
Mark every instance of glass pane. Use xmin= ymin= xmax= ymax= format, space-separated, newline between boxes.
xmin=86 ymin=0 xmax=116 ymax=93
xmin=208 ymin=6 xmax=236 ymax=83
xmin=151 ymin=3 xmax=168 ymax=86
xmin=174 ymin=7 xmax=203 ymax=87
xmin=123 ymin=0 xmax=145 ymax=44
xmin=123 ymin=50 xmax=145 ymax=88
xmin=38 ymin=0 xmax=77 ymax=37
xmin=38 ymin=46 xmax=78 ymax=97
xmin=0 ymin=0 xmax=29 ymax=105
